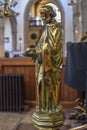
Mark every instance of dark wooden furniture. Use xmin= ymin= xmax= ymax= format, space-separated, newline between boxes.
xmin=0 ymin=57 xmax=36 ymax=108
xmin=0 ymin=57 xmax=78 ymax=108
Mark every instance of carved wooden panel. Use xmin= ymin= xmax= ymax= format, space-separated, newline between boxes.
xmin=0 ymin=57 xmax=36 ymax=108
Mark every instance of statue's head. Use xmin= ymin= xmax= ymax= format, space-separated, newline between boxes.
xmin=40 ymin=5 xmax=56 ymax=24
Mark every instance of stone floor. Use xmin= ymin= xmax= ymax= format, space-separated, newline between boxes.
xmin=0 ymin=109 xmax=86 ymax=130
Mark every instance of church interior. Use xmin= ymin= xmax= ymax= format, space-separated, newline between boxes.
xmin=0 ymin=0 xmax=87 ymax=130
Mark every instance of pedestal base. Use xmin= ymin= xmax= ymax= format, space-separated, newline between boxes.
xmin=32 ymin=110 xmax=64 ymax=128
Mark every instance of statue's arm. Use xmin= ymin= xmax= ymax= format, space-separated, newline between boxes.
xmin=24 ymin=46 xmax=43 ymax=64
xmin=53 ymin=28 xmax=63 ymax=48
xmin=24 ymin=47 xmax=37 ymax=61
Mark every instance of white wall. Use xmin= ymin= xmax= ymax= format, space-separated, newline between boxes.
xmin=61 ymin=0 xmax=74 ymax=42
xmin=60 ymin=0 xmax=74 ymax=56
xmin=16 ymin=0 xmax=29 ymax=51
xmin=4 ymin=18 xmax=12 ymax=51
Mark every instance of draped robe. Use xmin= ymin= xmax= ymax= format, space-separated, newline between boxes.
xmin=35 ymin=23 xmax=63 ymax=112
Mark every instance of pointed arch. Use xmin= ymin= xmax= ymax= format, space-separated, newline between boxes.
xmin=24 ymin=0 xmax=38 ymax=49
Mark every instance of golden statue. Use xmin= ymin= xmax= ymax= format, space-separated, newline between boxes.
xmin=80 ymin=32 xmax=87 ymax=42
xmin=24 ymin=4 xmax=64 ymax=128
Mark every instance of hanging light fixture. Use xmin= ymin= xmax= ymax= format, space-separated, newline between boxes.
xmin=68 ymin=0 xmax=77 ymax=6
xmin=0 ymin=0 xmax=19 ymax=17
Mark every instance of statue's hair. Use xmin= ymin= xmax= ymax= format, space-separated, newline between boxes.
xmin=40 ymin=5 xmax=56 ymax=17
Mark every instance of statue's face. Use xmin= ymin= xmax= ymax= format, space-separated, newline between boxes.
xmin=40 ymin=11 xmax=52 ymax=24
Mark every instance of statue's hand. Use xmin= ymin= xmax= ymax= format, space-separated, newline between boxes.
xmin=24 ymin=47 xmax=36 ymax=56
xmin=24 ymin=47 xmax=37 ymax=61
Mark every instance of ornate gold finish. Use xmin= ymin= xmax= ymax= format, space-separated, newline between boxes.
xmin=24 ymin=4 xmax=64 ymax=128
xmin=0 ymin=0 xmax=18 ymax=17
xmin=80 ymin=32 xmax=87 ymax=42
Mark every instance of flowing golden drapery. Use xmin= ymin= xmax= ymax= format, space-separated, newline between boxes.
xmin=35 ymin=23 xmax=63 ymax=112
xmin=24 ymin=15 xmax=64 ymax=128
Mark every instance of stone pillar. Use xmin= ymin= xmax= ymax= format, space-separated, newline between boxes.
xmin=0 ymin=18 xmax=4 ymax=57
xmin=81 ymin=0 xmax=87 ymax=34
xmin=73 ymin=0 xmax=82 ymax=41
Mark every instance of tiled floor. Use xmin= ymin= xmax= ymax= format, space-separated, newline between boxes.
xmin=0 ymin=111 xmax=25 ymax=130
xmin=0 ymin=109 xmax=34 ymax=130
xmin=0 ymin=109 xmax=86 ymax=130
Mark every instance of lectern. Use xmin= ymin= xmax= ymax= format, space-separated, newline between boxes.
xmin=64 ymin=42 xmax=87 ymax=107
